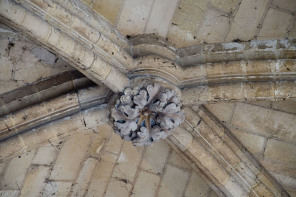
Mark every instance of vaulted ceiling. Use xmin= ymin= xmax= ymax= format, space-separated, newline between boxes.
xmin=0 ymin=0 xmax=296 ymax=196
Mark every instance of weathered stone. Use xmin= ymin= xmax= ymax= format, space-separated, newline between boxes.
xmin=185 ymin=171 xmax=211 ymax=197
xmin=168 ymin=150 xmax=190 ymax=170
xmin=20 ymin=166 xmax=50 ymax=197
xmin=50 ymin=131 xmax=92 ymax=180
xmin=167 ymin=0 xmax=207 ymax=47
xmin=258 ymin=9 xmax=293 ymax=40
xmin=0 ymin=190 xmax=20 ymax=197
xmin=86 ymin=153 xmax=117 ymax=197
xmin=32 ymin=146 xmax=59 ymax=165
xmin=105 ymin=132 xmax=123 ymax=155
xmin=141 ymin=141 xmax=170 ymax=174
xmin=117 ymin=0 xmax=154 ymax=35
xmin=272 ymin=0 xmax=296 ymax=12
xmin=196 ymin=8 xmax=231 ymax=43
xmin=92 ymin=0 xmax=123 ymax=25
xmin=131 ymin=171 xmax=160 ymax=197
xmin=145 ymin=0 xmax=179 ymax=37
xmin=230 ymin=127 xmax=265 ymax=155
xmin=264 ymin=139 xmax=296 ymax=166
xmin=205 ymin=102 xmax=235 ymax=122
xmin=43 ymin=181 xmax=72 ymax=197
xmin=158 ymin=165 xmax=190 ymax=197
xmin=210 ymin=0 xmax=239 ymax=14
xmin=226 ymin=0 xmax=269 ymax=41
xmin=231 ymin=103 xmax=296 ymax=142
xmin=271 ymin=100 xmax=296 ymax=114
xmin=112 ymin=141 xmax=141 ymax=182
xmin=0 ymin=150 xmax=35 ymax=190
xmin=105 ymin=179 xmax=132 ymax=197
xmin=71 ymin=158 xmax=97 ymax=197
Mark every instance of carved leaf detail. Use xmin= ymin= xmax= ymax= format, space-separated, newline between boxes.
xmin=111 ymin=84 xmax=184 ymax=146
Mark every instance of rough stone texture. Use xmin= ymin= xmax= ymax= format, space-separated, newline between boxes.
xmin=92 ymin=0 xmax=123 ymax=25
xmin=0 ymin=22 xmax=73 ymax=95
xmin=210 ymin=0 xmax=239 ymax=14
xmin=0 ymin=106 xmax=218 ymax=197
xmin=158 ymin=165 xmax=190 ymax=197
xmin=117 ymin=0 xmax=154 ymax=35
xmin=258 ymin=9 xmax=293 ymax=40
xmin=20 ymin=166 xmax=50 ymax=197
xmin=272 ymin=0 xmax=296 ymax=12
xmin=167 ymin=0 xmax=208 ymax=47
xmin=0 ymin=150 xmax=35 ymax=190
xmin=49 ymin=131 xmax=92 ymax=180
xmin=145 ymin=0 xmax=179 ymax=37
xmin=32 ymin=146 xmax=59 ymax=165
xmin=226 ymin=0 xmax=269 ymax=42
xmin=231 ymin=103 xmax=296 ymax=142
xmin=264 ymin=139 xmax=296 ymax=167
xmin=185 ymin=172 xmax=211 ymax=197
xmin=141 ymin=141 xmax=170 ymax=174
xmin=196 ymin=8 xmax=231 ymax=43
xmin=131 ymin=171 xmax=160 ymax=197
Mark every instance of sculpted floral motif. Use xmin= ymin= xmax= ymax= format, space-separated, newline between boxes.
xmin=111 ymin=84 xmax=185 ymax=146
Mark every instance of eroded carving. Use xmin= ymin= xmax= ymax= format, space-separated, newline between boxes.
xmin=111 ymin=84 xmax=185 ymax=146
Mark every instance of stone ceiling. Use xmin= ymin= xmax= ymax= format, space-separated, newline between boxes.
xmin=0 ymin=0 xmax=296 ymax=196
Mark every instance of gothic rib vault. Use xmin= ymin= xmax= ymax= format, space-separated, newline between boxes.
xmin=0 ymin=0 xmax=296 ymax=196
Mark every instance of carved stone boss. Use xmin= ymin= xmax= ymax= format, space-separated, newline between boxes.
xmin=111 ymin=84 xmax=185 ymax=146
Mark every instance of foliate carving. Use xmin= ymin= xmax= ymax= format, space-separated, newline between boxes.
xmin=111 ymin=84 xmax=185 ymax=146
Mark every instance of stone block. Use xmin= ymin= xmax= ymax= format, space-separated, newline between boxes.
xmin=0 ymin=136 xmax=24 ymax=160
xmin=264 ymin=139 xmax=296 ymax=166
xmin=112 ymin=141 xmax=141 ymax=182
xmin=230 ymin=127 xmax=266 ymax=155
xmin=272 ymin=0 xmax=296 ymax=12
xmin=20 ymin=166 xmax=50 ymax=197
xmin=117 ymin=0 xmax=154 ymax=35
xmin=50 ymin=131 xmax=92 ymax=180
xmin=71 ymin=158 xmax=97 ymax=197
xmin=205 ymin=102 xmax=235 ymax=122
xmin=183 ymin=107 xmax=201 ymax=127
xmin=185 ymin=171 xmax=211 ymax=197
xmin=43 ymin=181 xmax=72 ymax=197
xmin=289 ymin=21 xmax=296 ymax=39
xmin=32 ymin=146 xmax=58 ymax=165
xmin=0 ymin=190 xmax=20 ymax=197
xmin=210 ymin=0 xmax=239 ymax=14
xmin=258 ymin=9 xmax=293 ymax=40
xmin=86 ymin=153 xmax=117 ymax=197
xmin=231 ymin=103 xmax=296 ymax=142
xmin=145 ymin=0 xmax=178 ymax=37
xmin=271 ymin=100 xmax=296 ymax=114
xmin=0 ymin=150 xmax=35 ymax=190
xmin=93 ymin=0 xmax=123 ymax=25
xmin=131 ymin=171 xmax=160 ymax=197
xmin=83 ymin=107 xmax=109 ymax=129
xmin=196 ymin=8 xmax=231 ymax=43
xmin=141 ymin=141 xmax=170 ymax=174
xmin=167 ymin=0 xmax=207 ymax=47
xmin=105 ymin=179 xmax=132 ymax=197
xmin=105 ymin=132 xmax=123 ymax=155
xmin=169 ymin=127 xmax=193 ymax=151
xmin=0 ymin=59 xmax=13 ymax=81
xmin=226 ymin=0 xmax=269 ymax=41
xmin=168 ymin=150 xmax=190 ymax=170
xmin=158 ymin=165 xmax=190 ymax=197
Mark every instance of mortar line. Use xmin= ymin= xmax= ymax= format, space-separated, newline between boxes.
xmin=181 ymin=168 xmax=193 ymax=197
xmin=115 ymin=0 xmax=126 ymax=28
xmin=224 ymin=0 xmax=243 ymax=41
xmin=143 ymin=0 xmax=156 ymax=33
xmin=154 ymin=148 xmax=172 ymax=197
xmin=102 ymin=140 xmax=125 ymax=197
xmin=129 ymin=146 xmax=147 ymax=195
xmin=254 ymin=0 xmax=273 ymax=38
